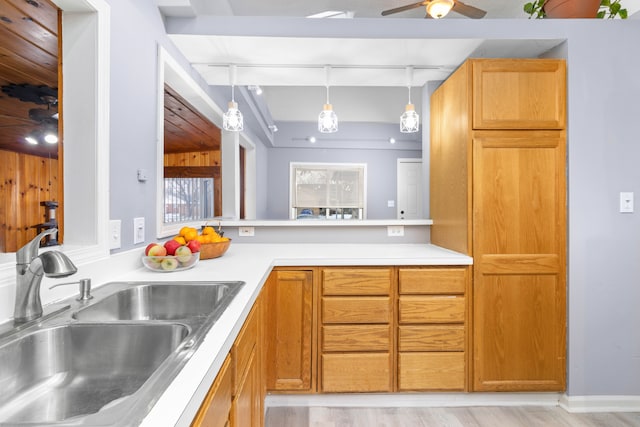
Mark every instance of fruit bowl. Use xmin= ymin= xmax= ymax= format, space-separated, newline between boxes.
xmin=142 ymin=252 xmax=200 ymax=272
xmin=200 ymin=239 xmax=231 ymax=260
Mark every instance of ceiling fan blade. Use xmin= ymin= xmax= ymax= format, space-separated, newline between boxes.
xmin=452 ymin=1 xmax=487 ymax=19
xmin=381 ymin=1 xmax=427 ymax=16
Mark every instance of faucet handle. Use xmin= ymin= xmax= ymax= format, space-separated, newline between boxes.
xmin=50 ymin=278 xmax=93 ymax=301
xmin=17 ymin=228 xmax=58 ymax=265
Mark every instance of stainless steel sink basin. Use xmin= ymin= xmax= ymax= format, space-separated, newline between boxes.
xmin=74 ymin=282 xmax=240 ymax=321
xmin=0 ymin=280 xmax=245 ymax=426
xmin=0 ymin=323 xmax=188 ymax=424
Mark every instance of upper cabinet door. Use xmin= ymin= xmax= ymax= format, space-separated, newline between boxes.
xmin=472 ymin=59 xmax=566 ymax=130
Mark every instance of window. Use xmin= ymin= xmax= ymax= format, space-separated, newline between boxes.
xmin=290 ymin=162 xmax=366 ymax=220
xmin=164 ymin=177 xmax=214 ymax=223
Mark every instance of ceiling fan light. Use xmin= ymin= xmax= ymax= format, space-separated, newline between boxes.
xmin=223 ymin=100 xmax=244 ymax=132
xmin=427 ymin=0 xmax=454 ymax=18
xmin=400 ymin=103 xmax=420 ymax=133
xmin=25 ymin=132 xmax=39 ymax=145
xmin=318 ymin=104 xmax=338 ymax=133
xmin=43 ymin=132 xmax=58 ymax=144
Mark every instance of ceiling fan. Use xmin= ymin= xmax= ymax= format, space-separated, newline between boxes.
xmin=381 ymin=0 xmax=487 ymax=19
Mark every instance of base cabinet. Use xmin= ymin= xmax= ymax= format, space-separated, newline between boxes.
xmin=191 ymin=355 xmax=232 ymax=427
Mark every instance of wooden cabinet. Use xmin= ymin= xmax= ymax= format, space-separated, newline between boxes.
xmin=231 ymin=303 xmax=261 ymax=427
xmin=265 ymin=268 xmax=314 ymax=392
xmin=430 ymin=58 xmax=567 ymax=392
xmin=319 ymin=268 xmax=393 ymax=393
xmin=193 ymin=293 xmax=264 ymax=427
xmin=191 ymin=355 xmax=232 ymax=427
xmin=397 ymin=267 xmax=468 ymax=391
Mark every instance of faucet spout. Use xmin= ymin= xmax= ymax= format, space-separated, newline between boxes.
xmin=14 ymin=229 xmax=77 ymax=324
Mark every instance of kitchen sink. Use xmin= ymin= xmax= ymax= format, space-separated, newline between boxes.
xmin=0 ymin=323 xmax=188 ymax=424
xmin=74 ymin=282 xmax=241 ymax=321
xmin=0 ymin=280 xmax=245 ymax=426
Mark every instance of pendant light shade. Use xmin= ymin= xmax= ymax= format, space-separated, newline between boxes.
xmin=400 ymin=67 xmax=419 ymax=133
xmin=223 ymin=65 xmax=243 ymax=132
xmin=318 ymin=66 xmax=338 ymax=133
xmin=427 ymin=0 xmax=454 ymax=18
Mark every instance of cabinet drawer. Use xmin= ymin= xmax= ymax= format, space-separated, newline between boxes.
xmin=322 ymin=325 xmax=390 ymax=352
xmin=322 ymin=268 xmax=391 ymax=296
xmin=398 ymin=325 xmax=465 ymax=352
xmin=321 ymin=353 xmax=391 ymax=392
xmin=398 ymin=296 xmax=465 ymax=324
xmin=322 ymin=297 xmax=391 ymax=324
xmin=399 ymin=268 xmax=466 ymax=295
xmin=231 ymin=305 xmax=258 ymax=396
xmin=398 ymin=352 xmax=465 ymax=391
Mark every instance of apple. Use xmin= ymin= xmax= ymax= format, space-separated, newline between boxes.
xmin=145 ymin=242 xmax=159 ymax=256
xmin=175 ymin=245 xmax=192 ymax=263
xmin=147 ymin=244 xmax=167 ymax=262
xmin=186 ymin=239 xmax=201 ymax=253
xmin=164 ymin=239 xmax=181 ymax=256
xmin=160 ymin=257 xmax=179 ymax=271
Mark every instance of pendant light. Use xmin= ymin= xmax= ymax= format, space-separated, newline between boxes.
xmin=426 ymin=0 xmax=454 ymax=19
xmin=400 ymin=66 xmax=420 ymax=133
xmin=223 ymin=65 xmax=243 ymax=132
xmin=318 ymin=66 xmax=338 ymax=133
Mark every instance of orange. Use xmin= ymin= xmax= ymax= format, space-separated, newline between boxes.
xmin=195 ymin=235 xmax=205 ymax=244
xmin=202 ymin=226 xmax=215 ymax=235
xmin=202 ymin=234 xmax=212 ymax=244
xmin=179 ymin=226 xmax=191 ymax=237
xmin=184 ymin=229 xmax=198 ymax=242
xmin=173 ymin=236 xmax=186 ymax=245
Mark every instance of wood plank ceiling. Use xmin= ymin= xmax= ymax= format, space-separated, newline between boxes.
xmin=0 ymin=0 xmax=59 ymax=159
xmin=164 ymin=84 xmax=221 ymax=154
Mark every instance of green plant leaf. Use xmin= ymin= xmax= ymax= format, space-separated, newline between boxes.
xmin=620 ymin=8 xmax=628 ymax=18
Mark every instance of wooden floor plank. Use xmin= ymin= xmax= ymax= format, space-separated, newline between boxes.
xmin=266 ymin=406 xmax=640 ymax=427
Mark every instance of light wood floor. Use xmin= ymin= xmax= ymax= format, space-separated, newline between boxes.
xmin=265 ymin=406 xmax=640 ymax=427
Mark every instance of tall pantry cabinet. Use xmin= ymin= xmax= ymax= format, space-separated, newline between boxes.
xmin=430 ymin=58 xmax=567 ymax=391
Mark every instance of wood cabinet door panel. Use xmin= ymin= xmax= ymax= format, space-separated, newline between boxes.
xmin=398 ymin=325 xmax=465 ymax=352
xmin=322 ymin=325 xmax=390 ymax=352
xmin=472 ymin=59 xmax=566 ymax=130
xmin=399 ymin=267 xmax=467 ymax=294
xmin=191 ymin=355 xmax=232 ymax=427
xmin=322 ymin=297 xmax=391 ymax=324
xmin=321 ymin=353 xmax=391 ymax=393
xmin=398 ymin=352 xmax=465 ymax=391
xmin=398 ymin=296 xmax=465 ymax=324
xmin=232 ymin=305 xmax=258 ymax=396
xmin=266 ymin=270 xmax=313 ymax=391
xmin=322 ymin=268 xmax=391 ymax=295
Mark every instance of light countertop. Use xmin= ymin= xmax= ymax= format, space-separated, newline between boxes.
xmin=121 ymin=243 xmax=473 ymax=426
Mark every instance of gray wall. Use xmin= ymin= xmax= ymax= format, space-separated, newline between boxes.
xmin=105 ymin=8 xmax=640 ymax=397
xmin=265 ymin=146 xmax=421 ymax=219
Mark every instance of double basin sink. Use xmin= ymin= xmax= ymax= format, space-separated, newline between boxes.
xmin=0 ymin=281 xmax=244 ymax=426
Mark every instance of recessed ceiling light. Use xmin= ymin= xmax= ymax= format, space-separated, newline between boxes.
xmin=308 ymin=136 xmax=317 ymax=143
xmin=389 ymin=138 xmax=396 ymax=144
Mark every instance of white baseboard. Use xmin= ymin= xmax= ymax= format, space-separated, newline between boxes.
xmin=560 ymin=395 xmax=640 ymax=413
xmin=266 ymin=392 xmax=562 ymax=408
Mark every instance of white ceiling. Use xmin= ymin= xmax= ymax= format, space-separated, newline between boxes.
xmin=157 ymin=1 xmax=637 ymax=129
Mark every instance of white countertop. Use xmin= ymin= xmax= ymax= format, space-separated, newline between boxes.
xmin=125 ymin=243 xmax=472 ymax=427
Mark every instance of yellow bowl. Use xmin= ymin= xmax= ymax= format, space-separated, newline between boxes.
xmin=199 ymin=239 xmax=231 ymax=259
xmin=142 ymin=252 xmax=200 ymax=272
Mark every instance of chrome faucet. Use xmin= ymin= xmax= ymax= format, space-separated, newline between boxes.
xmin=14 ymin=228 xmax=77 ymax=324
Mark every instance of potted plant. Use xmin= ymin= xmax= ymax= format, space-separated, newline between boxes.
xmin=524 ymin=0 xmax=628 ymax=18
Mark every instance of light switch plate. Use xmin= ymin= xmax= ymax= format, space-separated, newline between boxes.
xmin=109 ymin=220 xmax=121 ymax=249
xmin=620 ymin=192 xmax=634 ymax=213
xmin=133 ymin=217 xmax=145 ymax=244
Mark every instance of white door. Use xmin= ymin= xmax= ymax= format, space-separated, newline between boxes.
xmin=397 ymin=159 xmax=423 ymax=219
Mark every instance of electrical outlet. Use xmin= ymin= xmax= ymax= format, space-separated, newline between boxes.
xmin=620 ymin=192 xmax=634 ymax=213
xmin=133 ymin=217 xmax=145 ymax=244
xmin=109 ymin=220 xmax=121 ymax=249
xmin=387 ymin=225 xmax=404 ymax=237
xmin=239 ymin=226 xmax=255 ymax=237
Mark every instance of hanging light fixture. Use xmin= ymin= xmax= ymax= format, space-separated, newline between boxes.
xmin=426 ymin=0 xmax=454 ymax=18
xmin=400 ymin=66 xmax=420 ymax=133
xmin=223 ymin=65 xmax=243 ymax=132
xmin=318 ymin=66 xmax=338 ymax=133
